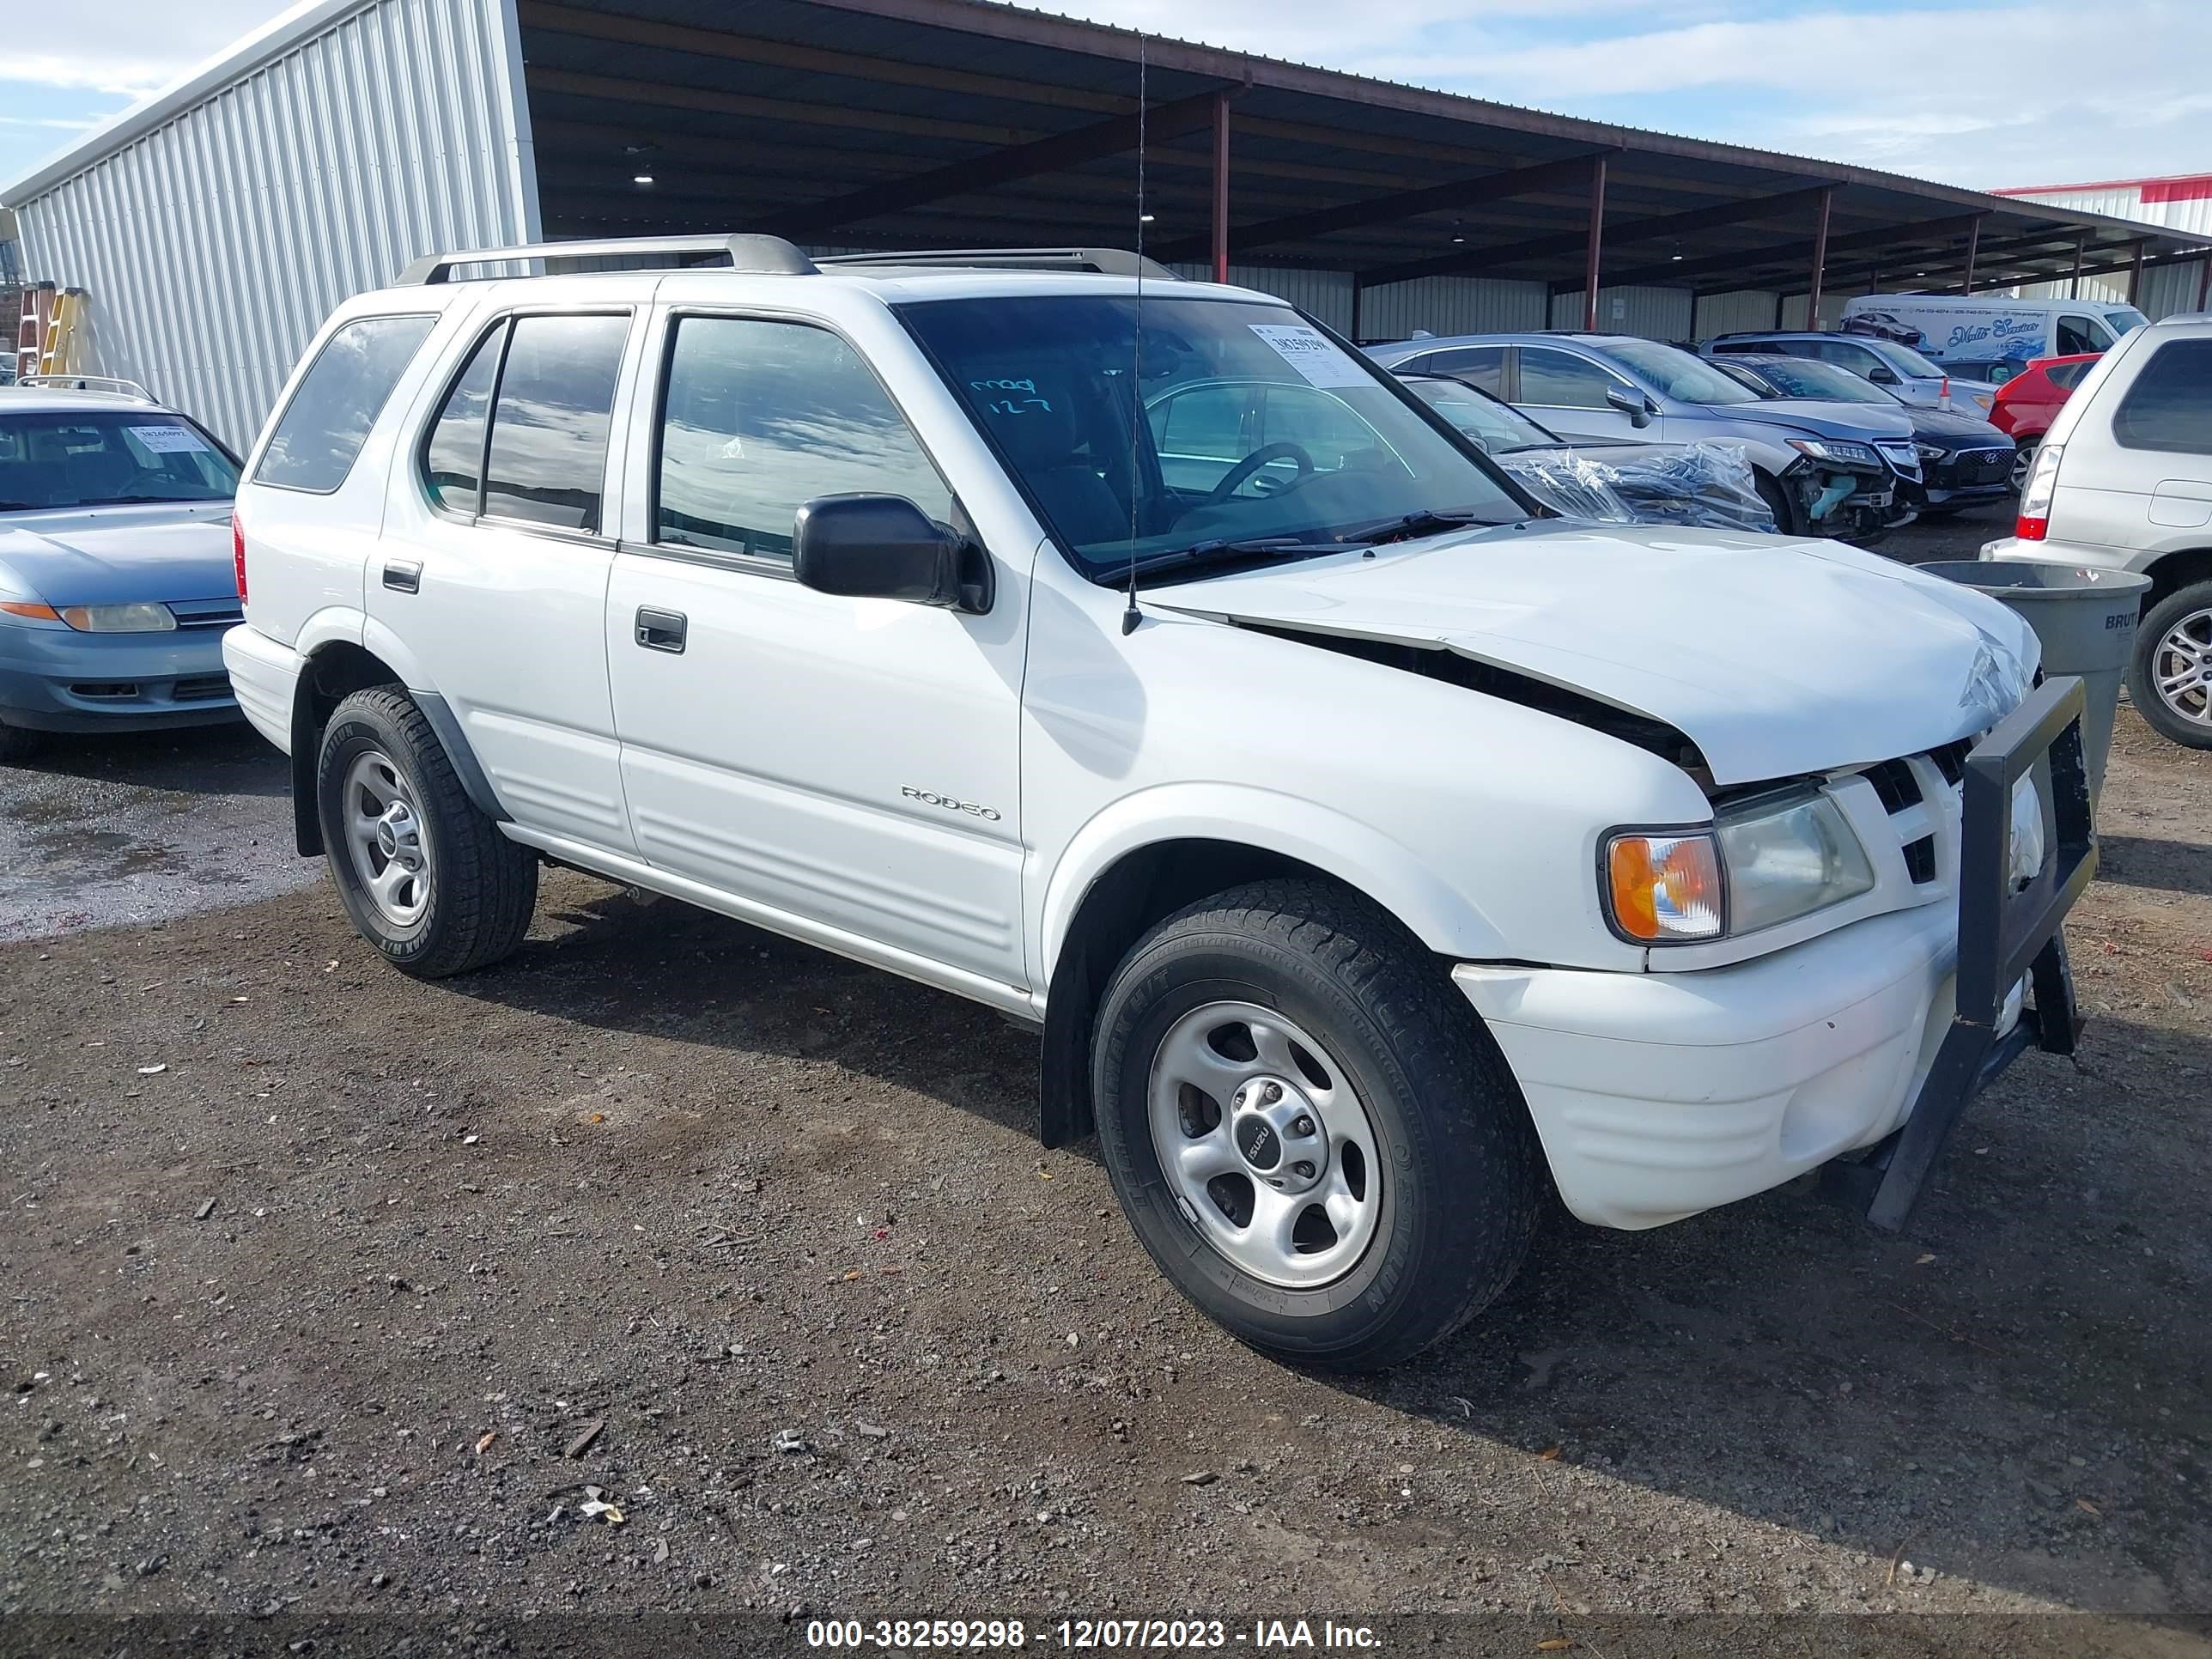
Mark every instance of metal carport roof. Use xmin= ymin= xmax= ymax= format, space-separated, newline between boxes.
xmin=508 ymin=0 xmax=2210 ymax=316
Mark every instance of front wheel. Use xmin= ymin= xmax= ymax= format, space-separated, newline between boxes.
xmin=316 ymin=685 xmax=538 ymax=976
xmin=1753 ymin=472 xmax=1801 ymax=537
xmin=2009 ymin=437 xmax=2038 ymax=493
xmin=1091 ymin=879 xmax=1544 ymax=1370
xmin=2130 ymin=580 xmax=2212 ymax=749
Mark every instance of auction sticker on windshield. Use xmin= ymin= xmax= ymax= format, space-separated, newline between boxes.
xmin=129 ymin=424 xmax=212 ymax=453
xmin=1249 ymin=322 xmax=1367 ymax=389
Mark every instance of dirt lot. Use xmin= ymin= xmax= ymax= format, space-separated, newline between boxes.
xmin=3 ymin=561 xmax=2209 ymax=1652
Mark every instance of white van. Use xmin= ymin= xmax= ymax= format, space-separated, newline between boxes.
xmin=1841 ymin=294 xmax=2148 ymax=382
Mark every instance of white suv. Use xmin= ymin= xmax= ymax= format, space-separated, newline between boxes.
xmin=1984 ymin=310 xmax=2212 ymax=748
xmin=224 ymin=236 xmax=2094 ymax=1368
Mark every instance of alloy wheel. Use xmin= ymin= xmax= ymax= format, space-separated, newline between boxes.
xmin=1147 ymin=1000 xmax=1383 ymax=1290
xmin=2152 ymin=606 xmax=2212 ymax=729
xmin=342 ymin=748 xmax=432 ymax=927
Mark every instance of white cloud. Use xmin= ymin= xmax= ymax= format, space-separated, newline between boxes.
xmin=0 ymin=1 xmax=286 ymax=98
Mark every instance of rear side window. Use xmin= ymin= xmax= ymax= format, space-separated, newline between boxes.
xmin=256 ymin=315 xmax=434 ymax=493
xmin=2112 ymin=340 xmax=2212 ymax=455
xmin=420 ymin=313 xmax=629 ymax=532
xmin=483 ymin=314 xmax=629 ymax=532
xmin=423 ymin=326 xmax=503 ymax=514
xmin=654 ymin=315 xmax=951 ymax=564
xmin=2045 ymin=360 xmax=2093 ymax=392
xmin=1427 ymin=345 xmax=1505 ymax=393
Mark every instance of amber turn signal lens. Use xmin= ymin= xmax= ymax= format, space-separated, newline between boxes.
xmin=0 ymin=600 xmax=62 ymax=621
xmin=1607 ymin=832 xmax=1723 ymax=941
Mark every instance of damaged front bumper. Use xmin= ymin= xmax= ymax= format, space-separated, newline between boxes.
xmin=1782 ymin=454 xmax=1904 ymax=541
xmin=1455 ymin=677 xmax=2094 ymax=1231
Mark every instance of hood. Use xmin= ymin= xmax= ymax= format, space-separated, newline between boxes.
xmin=0 ymin=503 xmax=235 ymax=605
xmin=1905 ymin=407 xmax=2011 ymax=444
xmin=1722 ymin=399 xmax=1916 ymax=443
xmin=1146 ymin=520 xmax=2038 ymax=787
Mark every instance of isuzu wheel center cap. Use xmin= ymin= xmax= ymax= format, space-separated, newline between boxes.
xmin=1231 ymin=1077 xmax=1328 ymax=1194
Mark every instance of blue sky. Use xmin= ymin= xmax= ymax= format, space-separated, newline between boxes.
xmin=3 ymin=0 xmax=2208 ymax=194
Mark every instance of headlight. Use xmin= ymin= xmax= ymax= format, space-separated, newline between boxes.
xmin=1717 ymin=792 xmax=1876 ymax=933
xmin=58 ymin=603 xmax=177 ymax=633
xmin=1604 ymin=792 xmax=1875 ymax=944
xmin=1788 ymin=438 xmax=1880 ymax=467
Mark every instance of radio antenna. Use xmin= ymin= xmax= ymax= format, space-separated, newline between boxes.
xmin=1120 ymin=38 xmax=1148 ymax=636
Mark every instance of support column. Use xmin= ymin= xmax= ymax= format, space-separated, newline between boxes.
xmin=1807 ymin=187 xmax=1832 ymax=325
xmin=1210 ymin=92 xmax=1231 ymax=285
xmin=2069 ymin=234 xmax=2086 ymax=298
xmin=1581 ymin=155 xmax=1607 ymax=331
xmin=2199 ymin=258 xmax=2211 ymax=312
xmin=1961 ymin=218 xmax=1980 ymax=295
xmin=2129 ymin=240 xmax=2146 ymax=304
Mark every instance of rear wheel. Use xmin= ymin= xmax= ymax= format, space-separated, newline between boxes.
xmin=2130 ymin=580 xmax=2212 ymax=750
xmin=1091 ymin=878 xmax=1544 ymax=1370
xmin=2009 ymin=437 xmax=2039 ymax=492
xmin=316 ymin=685 xmax=538 ymax=975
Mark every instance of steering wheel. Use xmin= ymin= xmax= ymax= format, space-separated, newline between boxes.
xmin=1206 ymin=441 xmax=1314 ymax=504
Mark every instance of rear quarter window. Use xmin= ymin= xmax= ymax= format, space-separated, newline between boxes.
xmin=255 ymin=314 xmax=436 ymax=493
xmin=2112 ymin=340 xmax=2212 ymax=456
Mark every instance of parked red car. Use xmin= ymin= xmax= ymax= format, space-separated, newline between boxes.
xmin=1990 ymin=353 xmax=2102 ymax=489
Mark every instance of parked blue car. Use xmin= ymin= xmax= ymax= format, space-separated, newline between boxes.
xmin=0 ymin=380 xmax=243 ymax=760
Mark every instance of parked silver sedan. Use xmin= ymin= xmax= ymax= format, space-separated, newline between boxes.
xmin=0 ymin=379 xmax=243 ymax=761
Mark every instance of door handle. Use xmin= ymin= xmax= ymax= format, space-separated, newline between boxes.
xmin=382 ymin=560 xmax=422 ymax=594
xmin=634 ymin=606 xmax=687 ymax=653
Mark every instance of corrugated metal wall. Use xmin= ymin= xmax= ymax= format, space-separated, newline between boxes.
xmin=1356 ymin=276 xmax=1547 ymax=341
xmin=2006 ymin=183 xmax=2212 ymax=240
xmin=2014 ymin=260 xmax=2208 ymax=320
xmin=1547 ymin=284 xmax=1693 ymax=340
xmin=1166 ymin=263 xmax=1358 ymax=334
xmin=13 ymin=0 xmax=538 ymax=449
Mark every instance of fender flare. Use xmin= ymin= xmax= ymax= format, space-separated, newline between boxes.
xmin=1035 ymin=782 xmax=1506 ymax=982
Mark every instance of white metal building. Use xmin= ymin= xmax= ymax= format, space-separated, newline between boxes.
xmin=7 ymin=0 xmax=2207 ymax=449
xmin=1994 ymin=173 xmax=2212 ymax=313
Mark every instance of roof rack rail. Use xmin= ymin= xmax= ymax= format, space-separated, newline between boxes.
xmin=816 ymin=247 xmax=1181 ymax=281
xmin=395 ymin=234 xmax=817 ymax=285
xmin=18 ymin=373 xmax=155 ymax=402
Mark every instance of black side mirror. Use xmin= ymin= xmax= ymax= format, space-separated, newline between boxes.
xmin=793 ymin=494 xmax=993 ymax=614
xmin=1867 ymin=366 xmax=1899 ymax=386
xmin=1606 ymin=384 xmax=1655 ymax=428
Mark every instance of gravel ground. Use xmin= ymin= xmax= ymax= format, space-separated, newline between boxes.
xmin=0 ymin=724 xmax=311 ymax=941
xmin=4 ymin=526 xmax=2209 ymax=1656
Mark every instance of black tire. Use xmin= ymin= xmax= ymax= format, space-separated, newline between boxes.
xmin=2128 ymin=580 xmax=2212 ymax=750
xmin=1091 ymin=878 xmax=1544 ymax=1370
xmin=2009 ymin=437 xmax=2038 ymax=494
xmin=316 ymin=685 xmax=538 ymax=976
xmin=0 ymin=720 xmax=42 ymax=763
xmin=1753 ymin=472 xmax=1801 ymax=537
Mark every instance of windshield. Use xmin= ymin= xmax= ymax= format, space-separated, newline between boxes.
xmin=897 ymin=295 xmax=1525 ymax=574
xmin=1733 ymin=356 xmax=1898 ymax=405
xmin=0 ymin=410 xmax=239 ymax=510
xmin=2102 ymin=306 xmax=2150 ymax=337
xmin=1597 ymin=338 xmax=1760 ymax=405
xmin=1874 ymin=341 xmax=1946 ymax=378
xmin=1401 ymin=376 xmax=1559 ymax=450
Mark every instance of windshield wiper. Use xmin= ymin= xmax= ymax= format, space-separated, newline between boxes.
xmin=1121 ymin=536 xmax=1322 ymax=580
xmin=1331 ymin=507 xmax=1497 ymax=547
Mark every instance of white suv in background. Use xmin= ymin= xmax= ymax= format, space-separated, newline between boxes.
xmin=224 ymin=236 xmax=2092 ymax=1369
xmin=1984 ymin=311 xmax=2212 ymax=748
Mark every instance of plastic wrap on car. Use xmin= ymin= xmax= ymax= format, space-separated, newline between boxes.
xmin=1494 ymin=450 xmax=1638 ymax=525
xmin=1501 ymin=442 xmax=1777 ymax=534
